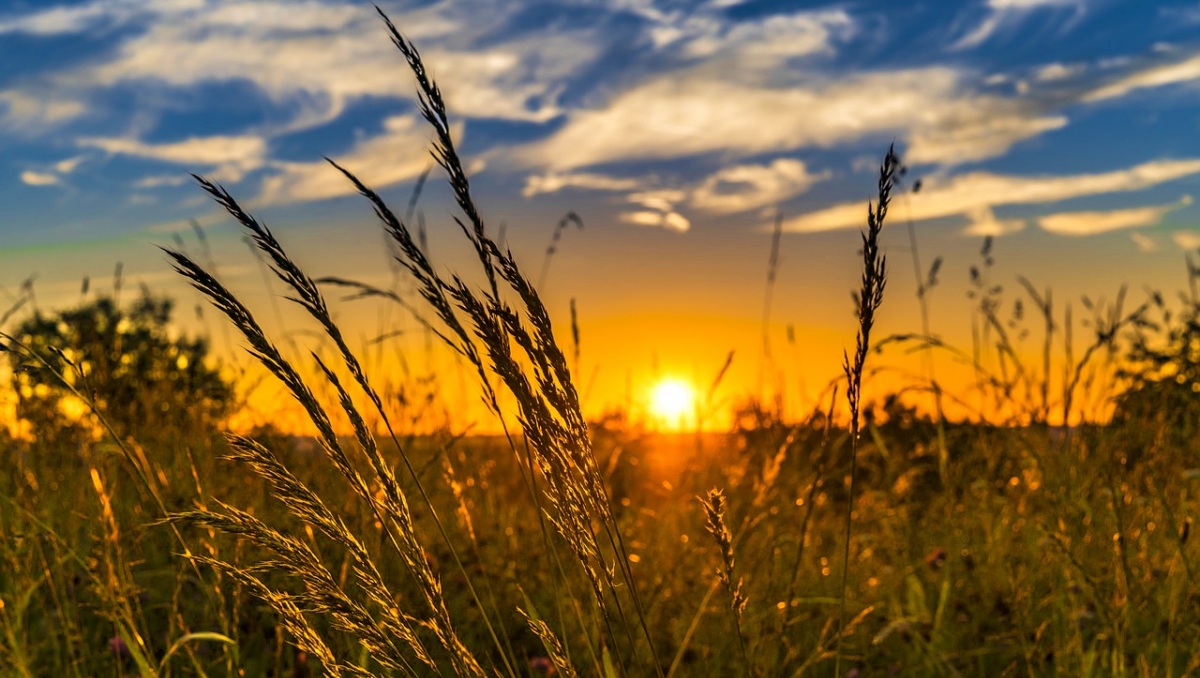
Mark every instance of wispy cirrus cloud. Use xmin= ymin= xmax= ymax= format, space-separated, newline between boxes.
xmin=27 ymin=0 xmax=587 ymax=132
xmin=256 ymin=115 xmax=437 ymax=205
xmin=785 ymin=159 xmax=1200 ymax=233
xmin=962 ymin=206 xmax=1027 ymax=237
xmin=1083 ymin=52 xmax=1200 ymax=103
xmin=1037 ymin=196 xmax=1192 ymax=236
xmin=0 ymin=89 xmax=86 ymax=130
xmin=19 ymin=171 xmax=61 ymax=187
xmin=951 ymin=0 xmax=1084 ymax=51
xmin=525 ymin=157 xmax=829 ymax=233
xmin=520 ymin=67 xmax=1064 ymax=171
xmin=79 ymin=134 xmax=268 ymax=183
xmin=1172 ymin=231 xmax=1200 ymax=251
xmin=522 ymin=172 xmax=645 ymax=198
xmin=690 ymin=159 xmax=829 ymax=214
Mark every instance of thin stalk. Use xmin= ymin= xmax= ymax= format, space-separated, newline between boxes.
xmin=760 ymin=211 xmax=784 ymax=409
xmin=834 ymin=146 xmax=896 ymax=676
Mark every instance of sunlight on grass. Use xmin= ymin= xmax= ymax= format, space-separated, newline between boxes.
xmin=4 ymin=7 xmax=1200 ymax=677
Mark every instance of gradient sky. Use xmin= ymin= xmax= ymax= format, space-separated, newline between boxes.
xmin=3 ymin=0 xmax=1200 ymax=427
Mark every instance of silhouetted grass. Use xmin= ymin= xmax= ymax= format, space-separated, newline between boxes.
xmin=4 ymin=7 xmax=1200 ymax=678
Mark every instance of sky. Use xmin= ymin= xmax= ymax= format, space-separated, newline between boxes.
xmin=2 ymin=0 xmax=1200 ymax=428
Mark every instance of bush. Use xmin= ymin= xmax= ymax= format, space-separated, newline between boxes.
xmin=8 ymin=293 xmax=233 ymax=449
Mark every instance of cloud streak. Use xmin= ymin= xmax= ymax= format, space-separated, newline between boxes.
xmin=521 ymin=67 xmax=1065 ymax=170
xmin=1037 ymin=196 xmax=1192 ymax=236
xmin=80 ymin=134 xmax=268 ymax=182
xmin=785 ymin=159 xmax=1200 ymax=232
xmin=256 ymin=115 xmax=437 ymax=205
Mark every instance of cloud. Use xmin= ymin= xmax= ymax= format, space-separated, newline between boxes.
xmin=1130 ymin=232 xmax=1158 ymax=252
xmin=0 ymin=0 xmax=176 ymax=35
xmin=1173 ymin=231 xmax=1200 ymax=251
xmin=618 ymin=188 xmax=690 ymax=232
xmin=952 ymin=0 xmax=1082 ymax=51
xmin=522 ymin=67 xmax=1063 ymax=170
xmin=1037 ymin=196 xmax=1192 ymax=236
xmin=1032 ymin=62 xmax=1083 ymax=82
xmin=256 ymin=115 xmax=435 ymax=205
xmin=961 ymin=206 xmax=1026 ymax=236
xmin=691 ymin=159 xmax=829 ymax=214
xmin=19 ymin=170 xmax=61 ymax=186
xmin=0 ymin=0 xmax=599 ymax=153
xmin=1083 ymin=52 xmax=1200 ymax=102
xmin=80 ymin=134 xmax=267 ymax=182
xmin=53 ymin=155 xmax=87 ymax=174
xmin=64 ymin=1 xmax=582 ymax=127
xmin=671 ymin=11 xmax=853 ymax=66
xmin=620 ymin=210 xmax=690 ymax=232
xmin=785 ymin=158 xmax=1200 ymax=232
xmin=0 ymin=89 xmax=86 ymax=130
xmin=524 ymin=158 xmax=829 ymax=217
xmin=522 ymin=171 xmax=645 ymax=198
xmin=133 ymin=174 xmax=188 ymax=189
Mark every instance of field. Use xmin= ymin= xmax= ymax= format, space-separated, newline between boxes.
xmin=4 ymin=9 xmax=1200 ymax=678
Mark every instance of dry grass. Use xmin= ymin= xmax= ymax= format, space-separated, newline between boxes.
xmin=5 ymin=7 xmax=1200 ymax=678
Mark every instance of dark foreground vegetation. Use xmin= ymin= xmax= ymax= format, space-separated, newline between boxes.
xmin=4 ymin=8 xmax=1200 ymax=678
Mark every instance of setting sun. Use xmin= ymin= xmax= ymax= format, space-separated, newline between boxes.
xmin=649 ymin=378 xmax=696 ymax=429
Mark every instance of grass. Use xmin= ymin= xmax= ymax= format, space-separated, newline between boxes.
xmin=3 ymin=7 xmax=1200 ymax=678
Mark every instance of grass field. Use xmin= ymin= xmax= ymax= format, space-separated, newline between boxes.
xmin=3 ymin=8 xmax=1200 ymax=678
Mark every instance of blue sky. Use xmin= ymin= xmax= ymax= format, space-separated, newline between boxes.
xmin=3 ymin=0 xmax=1200 ymax=420
xmin=4 ymin=0 xmax=1199 ymax=241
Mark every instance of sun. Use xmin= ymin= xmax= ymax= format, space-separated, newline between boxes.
xmin=649 ymin=378 xmax=696 ymax=429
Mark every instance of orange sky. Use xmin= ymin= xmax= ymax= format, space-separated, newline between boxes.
xmin=3 ymin=1 xmax=1200 ymax=433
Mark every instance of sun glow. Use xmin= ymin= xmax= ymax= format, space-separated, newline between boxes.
xmin=649 ymin=378 xmax=696 ymax=429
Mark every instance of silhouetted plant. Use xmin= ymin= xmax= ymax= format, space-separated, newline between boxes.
xmin=1113 ymin=285 xmax=1200 ymax=454
xmin=8 ymin=293 xmax=233 ymax=449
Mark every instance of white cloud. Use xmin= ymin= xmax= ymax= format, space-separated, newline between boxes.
xmin=1033 ymin=62 xmax=1082 ymax=82
xmin=952 ymin=0 xmax=1082 ymax=51
xmin=1037 ymin=196 xmax=1192 ymax=236
xmin=524 ymin=158 xmax=828 ymax=216
xmin=80 ymin=134 xmax=267 ymax=182
xmin=19 ymin=170 xmax=60 ymax=186
xmin=618 ymin=188 xmax=690 ymax=232
xmin=1083 ymin=52 xmax=1200 ymax=102
xmin=961 ymin=206 xmax=1026 ymax=236
xmin=256 ymin=115 xmax=435 ymax=205
xmin=991 ymin=0 xmax=1077 ymax=8
xmin=65 ymin=2 xmax=580 ymax=127
xmin=906 ymin=103 xmax=1065 ymax=165
xmin=522 ymin=67 xmax=1062 ymax=170
xmin=53 ymin=155 xmax=87 ymax=174
xmin=0 ymin=89 xmax=86 ymax=130
xmin=1130 ymin=232 xmax=1158 ymax=252
xmin=675 ymin=11 xmax=853 ymax=65
xmin=133 ymin=174 xmax=188 ymax=189
xmin=0 ymin=0 xmax=597 ymax=151
xmin=0 ymin=0 xmax=187 ymax=35
xmin=629 ymin=188 xmax=687 ymax=212
xmin=691 ymin=159 xmax=829 ymax=214
xmin=620 ymin=210 xmax=690 ymax=232
xmin=522 ymin=171 xmax=645 ymax=198
xmin=785 ymin=159 xmax=1200 ymax=232
xmin=1173 ymin=231 xmax=1200 ymax=251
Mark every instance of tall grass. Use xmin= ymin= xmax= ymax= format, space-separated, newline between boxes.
xmin=834 ymin=146 xmax=896 ymax=675
xmin=7 ymin=6 xmax=1200 ymax=678
xmin=159 ymin=8 xmax=667 ymax=675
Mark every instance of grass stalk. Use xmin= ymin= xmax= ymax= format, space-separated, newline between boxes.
xmin=834 ymin=145 xmax=897 ymax=675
